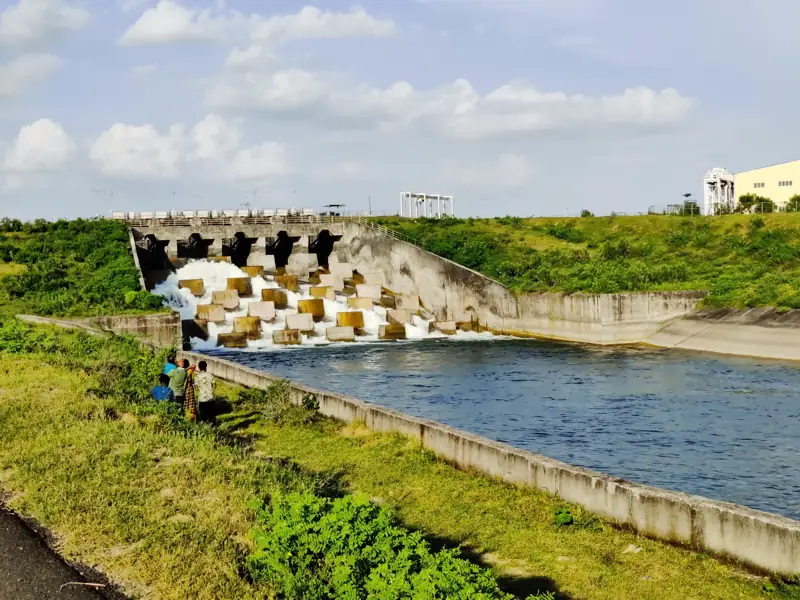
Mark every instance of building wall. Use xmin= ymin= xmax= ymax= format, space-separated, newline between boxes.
xmin=736 ymin=160 xmax=800 ymax=208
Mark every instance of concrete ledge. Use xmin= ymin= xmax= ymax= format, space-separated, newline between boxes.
xmin=177 ymin=350 xmax=800 ymax=576
xmin=647 ymin=318 xmax=800 ymax=361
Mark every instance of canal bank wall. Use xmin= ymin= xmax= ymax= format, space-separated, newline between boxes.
xmin=17 ymin=313 xmax=180 ymax=348
xmin=179 ymin=349 xmax=800 ymax=576
xmin=339 ymin=222 xmax=705 ymax=345
xmin=647 ymin=307 xmax=800 ymax=361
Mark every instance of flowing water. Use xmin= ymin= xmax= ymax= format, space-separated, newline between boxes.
xmin=154 ymin=260 xmax=800 ymax=520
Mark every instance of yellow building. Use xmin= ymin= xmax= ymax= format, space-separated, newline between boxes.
xmin=735 ymin=159 xmax=800 ymax=209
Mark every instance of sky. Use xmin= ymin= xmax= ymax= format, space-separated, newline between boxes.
xmin=0 ymin=0 xmax=799 ymax=220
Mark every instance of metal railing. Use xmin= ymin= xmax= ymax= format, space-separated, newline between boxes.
xmin=350 ymin=216 xmax=421 ymax=245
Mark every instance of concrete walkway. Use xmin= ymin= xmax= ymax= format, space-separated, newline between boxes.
xmin=0 ymin=507 xmax=115 ymax=599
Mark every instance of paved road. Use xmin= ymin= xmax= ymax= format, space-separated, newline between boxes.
xmin=0 ymin=507 xmax=113 ymax=599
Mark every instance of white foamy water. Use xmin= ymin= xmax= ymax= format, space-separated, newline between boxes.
xmin=151 ymin=259 xmax=497 ymax=351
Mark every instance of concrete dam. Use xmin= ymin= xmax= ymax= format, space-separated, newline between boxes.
xmin=128 ymin=214 xmax=711 ymax=350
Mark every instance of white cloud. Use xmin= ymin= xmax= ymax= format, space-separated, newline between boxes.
xmin=441 ymin=153 xmax=534 ymax=188
xmin=227 ymin=142 xmax=292 ymax=180
xmin=0 ymin=53 xmax=61 ymax=98
xmin=130 ymin=64 xmax=158 ymax=76
xmin=0 ymin=0 xmax=89 ymax=46
xmin=208 ymin=70 xmax=693 ymax=139
xmin=89 ymin=123 xmax=186 ymax=178
xmin=250 ymin=5 xmax=397 ymax=44
xmin=224 ymin=44 xmax=275 ymax=70
xmin=189 ymin=113 xmax=241 ymax=161
xmin=119 ymin=0 xmax=235 ymax=45
xmin=4 ymin=118 xmax=75 ymax=172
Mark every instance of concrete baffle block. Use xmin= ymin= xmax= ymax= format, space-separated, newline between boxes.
xmin=207 ymin=256 xmax=231 ymax=263
xmin=211 ymin=290 xmax=240 ymax=310
xmin=387 ymin=309 xmax=413 ymax=326
xmin=308 ymin=270 xmax=323 ymax=285
xmin=196 ymin=303 xmax=225 ymax=323
xmin=380 ymin=295 xmax=396 ymax=308
xmin=248 ymin=301 xmax=276 ymax=322
xmin=328 ymin=251 xmax=346 ymax=265
xmin=396 ymin=295 xmax=420 ymax=311
xmin=350 ymin=272 xmax=366 ymax=285
xmin=356 ymin=284 xmax=381 ymax=300
xmin=272 ymin=329 xmax=301 ymax=345
xmin=298 ymin=298 xmax=325 ymax=321
xmin=310 ymin=286 xmax=336 ymax=301
xmin=347 ymin=297 xmax=373 ymax=311
xmin=286 ymin=313 xmax=314 ymax=333
xmin=326 ymin=326 xmax=355 ymax=342
xmin=182 ymin=319 xmax=208 ymax=341
xmin=336 ymin=311 xmax=364 ymax=329
xmin=246 ymin=254 xmax=276 ymax=271
xmin=275 ymin=275 xmax=299 ymax=292
xmin=319 ymin=274 xmax=345 ymax=291
xmin=330 ymin=262 xmax=353 ymax=279
xmin=343 ymin=285 xmax=357 ymax=297
xmin=234 ymin=316 xmax=261 ymax=339
xmin=217 ymin=332 xmax=248 ymax=348
xmin=178 ymin=279 xmax=205 ymax=297
xmin=261 ymin=288 xmax=288 ymax=308
xmin=379 ymin=323 xmax=407 ymax=340
xmin=362 ymin=272 xmax=384 ymax=286
xmin=432 ymin=321 xmax=457 ymax=335
xmin=241 ymin=266 xmax=264 ymax=278
xmin=227 ymin=277 xmax=253 ymax=296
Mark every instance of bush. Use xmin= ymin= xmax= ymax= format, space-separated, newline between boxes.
xmin=0 ymin=218 xmax=165 ymax=317
xmin=247 ymin=492 xmax=517 ymax=600
xmin=580 ymin=210 xmax=594 ymax=218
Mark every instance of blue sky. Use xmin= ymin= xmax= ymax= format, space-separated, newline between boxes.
xmin=0 ymin=0 xmax=797 ymax=219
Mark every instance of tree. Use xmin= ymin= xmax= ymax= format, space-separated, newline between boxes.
xmin=752 ymin=199 xmax=776 ymax=213
xmin=737 ymin=193 xmax=773 ymax=213
xmin=786 ymin=195 xmax=800 ymax=213
xmin=580 ymin=209 xmax=594 ymax=217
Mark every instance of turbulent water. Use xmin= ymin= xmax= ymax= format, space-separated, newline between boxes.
xmin=153 ymin=260 xmax=495 ymax=350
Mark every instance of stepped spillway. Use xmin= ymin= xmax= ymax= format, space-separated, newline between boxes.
xmin=153 ymin=260 xmax=492 ymax=350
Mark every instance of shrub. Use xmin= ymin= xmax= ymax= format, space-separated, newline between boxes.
xmin=580 ymin=210 xmax=594 ymax=218
xmin=247 ymin=492 xmax=516 ymax=600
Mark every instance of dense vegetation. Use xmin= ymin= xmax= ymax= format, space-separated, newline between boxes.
xmin=376 ymin=214 xmax=800 ymax=309
xmin=0 ymin=217 xmax=163 ymax=317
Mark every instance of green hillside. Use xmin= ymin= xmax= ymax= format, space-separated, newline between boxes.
xmin=374 ymin=214 xmax=800 ymax=309
xmin=0 ymin=218 xmax=163 ymax=317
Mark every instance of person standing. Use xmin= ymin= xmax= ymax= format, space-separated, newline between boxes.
xmin=194 ymin=361 xmax=216 ymax=422
xmin=183 ymin=361 xmax=197 ymax=422
xmin=168 ymin=359 xmax=187 ymax=408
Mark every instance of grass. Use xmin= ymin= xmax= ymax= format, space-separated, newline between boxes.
xmin=0 ymin=327 xmax=790 ymax=599
xmin=373 ymin=213 xmax=800 ymax=309
xmin=0 ymin=262 xmax=24 ymax=276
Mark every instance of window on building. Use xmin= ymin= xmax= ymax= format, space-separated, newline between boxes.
xmin=754 ymin=182 xmax=765 ymax=188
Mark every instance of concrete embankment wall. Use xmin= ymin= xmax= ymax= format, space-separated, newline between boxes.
xmin=647 ymin=307 xmax=800 ymax=361
xmin=179 ymin=349 xmax=800 ymax=575
xmin=17 ymin=312 xmax=180 ymax=348
xmin=339 ymin=222 xmax=705 ymax=344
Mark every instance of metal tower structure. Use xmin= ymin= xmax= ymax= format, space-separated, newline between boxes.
xmin=703 ymin=168 xmax=736 ymax=215
xmin=399 ymin=192 xmax=454 ymax=218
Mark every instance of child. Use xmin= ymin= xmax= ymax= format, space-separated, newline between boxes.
xmin=151 ymin=373 xmax=174 ymax=402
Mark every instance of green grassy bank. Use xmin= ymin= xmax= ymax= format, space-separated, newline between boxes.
xmin=0 ymin=218 xmax=163 ymax=318
xmin=0 ymin=320 xmax=795 ymax=599
xmin=374 ymin=214 xmax=800 ymax=309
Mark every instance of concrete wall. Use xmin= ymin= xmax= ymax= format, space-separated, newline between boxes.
xmin=17 ymin=313 xmax=181 ymax=348
xmin=339 ymin=222 xmax=705 ymax=344
xmin=647 ymin=307 xmax=800 ymax=361
xmin=177 ymin=350 xmax=800 ymax=575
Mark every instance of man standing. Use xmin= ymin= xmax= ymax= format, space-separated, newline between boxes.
xmin=194 ymin=361 xmax=216 ymax=422
xmin=168 ymin=359 xmax=187 ymax=408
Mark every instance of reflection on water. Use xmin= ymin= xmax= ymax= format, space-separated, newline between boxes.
xmin=215 ymin=338 xmax=800 ymax=520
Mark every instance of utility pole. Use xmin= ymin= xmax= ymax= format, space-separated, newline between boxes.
xmin=368 ymin=196 xmax=372 ymax=216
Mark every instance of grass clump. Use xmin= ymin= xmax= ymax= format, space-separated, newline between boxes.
xmin=0 ymin=217 xmax=164 ymax=317
xmin=247 ymin=492 xmax=517 ymax=599
xmin=374 ymin=213 xmax=800 ymax=309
